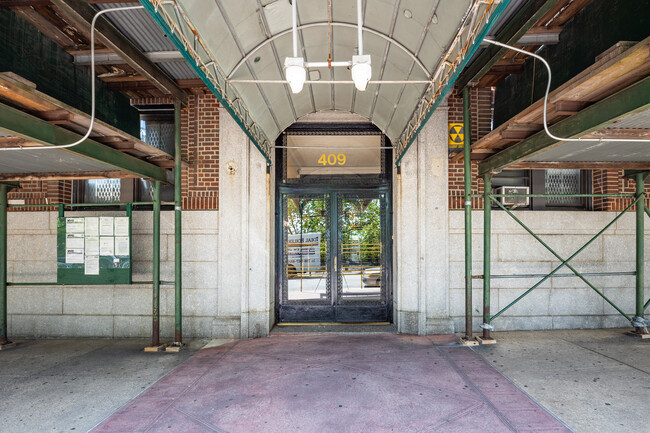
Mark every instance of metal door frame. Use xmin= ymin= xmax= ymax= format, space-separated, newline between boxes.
xmin=275 ymin=184 xmax=392 ymax=323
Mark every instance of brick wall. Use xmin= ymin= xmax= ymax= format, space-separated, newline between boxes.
xmin=592 ymin=169 xmax=650 ymax=211
xmin=181 ymin=94 xmax=220 ymax=210
xmin=448 ymin=86 xmax=492 ymax=210
xmin=8 ymin=180 xmax=71 ymax=211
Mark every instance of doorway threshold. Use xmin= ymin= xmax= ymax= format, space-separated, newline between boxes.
xmin=272 ymin=322 xmax=396 ymax=334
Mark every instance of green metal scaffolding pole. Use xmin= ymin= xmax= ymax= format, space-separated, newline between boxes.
xmin=174 ymin=99 xmax=183 ymax=345
xmin=463 ymin=87 xmax=473 ymax=340
xmin=152 ymin=180 xmax=161 ymax=346
xmin=0 ymin=184 xmax=8 ymax=345
xmin=482 ymin=174 xmax=492 ymax=340
xmin=634 ymin=173 xmax=648 ymax=333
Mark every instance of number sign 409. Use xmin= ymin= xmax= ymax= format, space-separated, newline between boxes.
xmin=318 ymin=153 xmax=346 ymax=166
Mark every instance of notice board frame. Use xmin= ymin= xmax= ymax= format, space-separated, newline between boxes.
xmin=56 ymin=206 xmax=132 ymax=285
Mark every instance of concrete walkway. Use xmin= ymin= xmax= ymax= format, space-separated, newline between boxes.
xmin=474 ymin=329 xmax=650 ymax=433
xmin=92 ymin=334 xmax=569 ymax=433
xmin=0 ymin=330 xmax=647 ymax=432
xmin=0 ymin=339 xmax=206 ymax=433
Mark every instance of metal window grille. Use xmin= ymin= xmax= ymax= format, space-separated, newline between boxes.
xmin=141 ymin=119 xmax=174 ymax=154
xmin=545 ymin=169 xmax=582 ymax=206
xmin=83 ymin=179 xmax=121 ymax=203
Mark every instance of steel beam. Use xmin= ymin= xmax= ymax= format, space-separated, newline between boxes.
xmin=0 ymin=102 xmax=167 ymax=182
xmin=74 ymin=50 xmax=185 ymax=66
xmin=51 ymin=0 xmax=187 ymax=105
xmin=478 ymin=76 xmax=650 ymax=176
xmin=457 ymin=0 xmax=560 ymax=89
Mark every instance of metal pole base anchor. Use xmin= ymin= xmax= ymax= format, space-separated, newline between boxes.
xmin=144 ymin=344 xmax=168 ymax=352
xmin=460 ymin=337 xmax=480 ymax=346
xmin=476 ymin=323 xmax=496 ymax=344
xmin=165 ymin=342 xmax=184 ymax=352
xmin=0 ymin=341 xmax=18 ymax=350
xmin=626 ymin=317 xmax=650 ymax=339
xmin=476 ymin=336 xmax=497 ymax=344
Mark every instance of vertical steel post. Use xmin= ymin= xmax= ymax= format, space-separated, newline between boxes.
xmin=152 ymin=180 xmax=161 ymax=346
xmin=463 ymin=87 xmax=473 ymax=340
xmin=483 ymin=174 xmax=492 ymax=340
xmin=174 ymin=99 xmax=183 ymax=345
xmin=0 ymin=185 xmax=8 ymax=345
xmin=634 ymin=173 xmax=648 ymax=333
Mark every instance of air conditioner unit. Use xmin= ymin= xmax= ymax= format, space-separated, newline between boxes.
xmin=496 ymin=186 xmax=530 ymax=207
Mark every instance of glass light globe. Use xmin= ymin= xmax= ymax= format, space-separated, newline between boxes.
xmin=351 ymin=55 xmax=372 ymax=91
xmin=284 ymin=57 xmax=306 ymax=94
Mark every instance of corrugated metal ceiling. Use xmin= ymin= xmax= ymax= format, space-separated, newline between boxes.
xmin=95 ymin=2 xmax=198 ymax=80
xmin=0 ymin=148 xmax=126 ymax=174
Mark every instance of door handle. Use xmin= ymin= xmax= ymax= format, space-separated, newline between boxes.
xmin=334 ymin=256 xmax=337 ymax=272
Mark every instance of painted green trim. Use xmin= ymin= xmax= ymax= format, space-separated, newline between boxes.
xmin=152 ymin=180 xmax=161 ymax=346
xmin=394 ymin=0 xmax=511 ymax=166
xmin=0 ymin=184 xmax=8 ymax=344
xmin=479 ymin=76 xmax=650 ymax=176
xmin=456 ymin=0 xmax=560 ymax=89
xmin=0 ymin=102 xmax=167 ymax=182
xmin=140 ymin=1 xmax=272 ymax=165
xmin=482 ymin=175 xmax=492 ymax=338
xmin=635 ymin=173 xmax=646 ymax=321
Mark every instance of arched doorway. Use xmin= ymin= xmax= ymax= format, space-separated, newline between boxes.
xmin=275 ymin=116 xmax=393 ymax=323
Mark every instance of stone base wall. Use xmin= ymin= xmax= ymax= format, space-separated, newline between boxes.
xmin=8 ymin=208 xmax=648 ymax=339
xmin=7 ymin=210 xmax=228 ymax=339
xmin=449 ymin=210 xmax=650 ymax=332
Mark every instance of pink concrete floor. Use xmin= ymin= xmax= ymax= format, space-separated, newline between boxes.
xmin=92 ymin=333 xmax=571 ymax=433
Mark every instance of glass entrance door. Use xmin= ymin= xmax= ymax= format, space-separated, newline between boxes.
xmin=277 ymin=188 xmax=391 ymax=322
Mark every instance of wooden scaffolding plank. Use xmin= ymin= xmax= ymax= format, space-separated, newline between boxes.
xmin=454 ymin=37 xmax=650 ymax=162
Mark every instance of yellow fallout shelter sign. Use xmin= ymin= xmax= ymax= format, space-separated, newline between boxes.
xmin=448 ymin=123 xmax=464 ymax=150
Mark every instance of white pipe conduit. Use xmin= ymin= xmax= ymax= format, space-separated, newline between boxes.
xmin=484 ymin=39 xmax=650 ymax=144
xmin=0 ymin=4 xmax=146 ymax=152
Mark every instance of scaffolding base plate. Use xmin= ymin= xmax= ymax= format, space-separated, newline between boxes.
xmin=460 ymin=338 xmax=479 ymax=346
xmin=0 ymin=341 xmax=18 ymax=351
xmin=476 ymin=336 xmax=497 ymax=345
xmin=625 ymin=331 xmax=650 ymax=339
xmin=165 ymin=344 xmax=184 ymax=352
xmin=144 ymin=344 xmax=168 ymax=352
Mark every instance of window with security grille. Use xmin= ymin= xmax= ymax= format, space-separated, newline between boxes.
xmin=83 ymin=179 xmax=121 ymax=204
xmin=530 ymin=169 xmax=590 ymax=210
xmin=76 ymin=107 xmax=175 ymax=205
xmin=544 ymin=169 xmax=582 ymax=206
xmin=491 ymin=169 xmax=590 ymax=210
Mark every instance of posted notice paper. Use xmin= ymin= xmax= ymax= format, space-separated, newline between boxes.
xmin=114 ymin=217 xmax=129 ymax=237
xmin=115 ymin=237 xmax=129 ymax=256
xmin=85 ymin=236 xmax=100 ymax=256
xmin=66 ymin=217 xmax=85 ymax=234
xmin=100 ymin=216 xmax=114 ymax=236
xmin=66 ymin=233 xmax=84 ymax=249
xmin=84 ymin=255 xmax=100 ymax=275
xmin=85 ymin=217 xmax=99 ymax=236
xmin=66 ymin=249 xmax=84 ymax=264
xmin=100 ymin=237 xmax=115 ymax=256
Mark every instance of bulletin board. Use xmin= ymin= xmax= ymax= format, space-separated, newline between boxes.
xmin=57 ymin=215 xmax=132 ymax=285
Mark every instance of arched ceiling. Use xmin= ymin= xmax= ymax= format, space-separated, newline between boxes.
xmin=142 ymin=0 xmax=509 ymax=163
